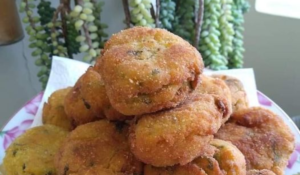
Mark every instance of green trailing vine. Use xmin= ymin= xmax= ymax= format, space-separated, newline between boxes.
xmin=199 ymin=0 xmax=227 ymax=70
xmin=171 ymin=0 xmax=196 ymax=43
xmin=129 ymin=0 xmax=154 ymax=27
xmin=228 ymin=0 xmax=250 ymax=68
xmin=19 ymin=0 xmax=250 ymax=88
xmin=19 ymin=0 xmax=108 ymax=89
xmin=159 ymin=0 xmax=176 ymax=30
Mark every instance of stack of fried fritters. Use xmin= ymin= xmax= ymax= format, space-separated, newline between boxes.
xmin=3 ymin=27 xmax=295 ymax=175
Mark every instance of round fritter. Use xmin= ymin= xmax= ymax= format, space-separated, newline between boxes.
xmin=96 ymin=27 xmax=203 ymax=115
xmin=212 ymin=75 xmax=248 ymax=112
xmin=43 ymin=87 xmax=73 ymax=131
xmin=215 ymin=107 xmax=295 ymax=175
xmin=247 ymin=169 xmax=276 ymax=175
xmin=195 ymin=75 xmax=232 ymax=123
xmin=129 ymin=94 xmax=226 ymax=167
xmin=69 ymin=167 xmax=123 ymax=175
xmin=144 ymin=139 xmax=246 ymax=175
xmin=55 ymin=120 xmax=142 ymax=175
xmin=79 ymin=67 xmax=128 ymax=121
xmin=144 ymin=164 xmax=207 ymax=175
xmin=3 ymin=125 xmax=68 ymax=175
xmin=210 ymin=139 xmax=246 ymax=175
xmin=64 ymin=68 xmax=127 ymax=126
xmin=64 ymin=83 xmax=96 ymax=126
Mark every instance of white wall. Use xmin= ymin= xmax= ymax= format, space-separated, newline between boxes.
xmin=243 ymin=0 xmax=300 ymax=116
xmin=0 ymin=0 xmax=299 ymax=125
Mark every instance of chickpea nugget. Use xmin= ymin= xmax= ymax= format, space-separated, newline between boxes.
xmin=55 ymin=120 xmax=142 ymax=175
xmin=144 ymin=164 xmax=207 ymax=175
xmin=129 ymin=94 xmax=227 ymax=167
xmin=144 ymin=139 xmax=246 ymax=175
xmin=210 ymin=139 xmax=246 ymax=175
xmin=3 ymin=125 xmax=68 ymax=175
xmin=43 ymin=87 xmax=73 ymax=131
xmin=195 ymin=75 xmax=232 ymax=123
xmin=96 ymin=27 xmax=203 ymax=115
xmin=247 ymin=169 xmax=276 ymax=175
xmin=215 ymin=107 xmax=295 ymax=175
xmin=64 ymin=68 xmax=126 ymax=126
xmin=212 ymin=75 xmax=249 ymax=112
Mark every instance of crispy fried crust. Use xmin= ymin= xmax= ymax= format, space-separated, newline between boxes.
xmin=215 ymin=107 xmax=295 ymax=175
xmin=144 ymin=164 xmax=207 ymax=175
xmin=43 ymin=87 xmax=73 ymax=131
xmin=69 ymin=167 xmax=123 ymax=175
xmin=195 ymin=75 xmax=233 ymax=123
xmin=210 ymin=139 xmax=246 ymax=175
xmin=212 ymin=75 xmax=248 ymax=112
xmin=3 ymin=125 xmax=68 ymax=175
xmin=129 ymin=94 xmax=226 ymax=167
xmin=96 ymin=27 xmax=203 ymax=115
xmin=247 ymin=169 xmax=276 ymax=175
xmin=55 ymin=120 xmax=142 ymax=175
xmin=144 ymin=139 xmax=246 ymax=175
xmin=64 ymin=68 xmax=127 ymax=126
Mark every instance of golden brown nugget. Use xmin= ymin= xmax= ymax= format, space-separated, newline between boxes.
xmin=195 ymin=75 xmax=232 ymax=123
xmin=64 ymin=83 xmax=96 ymax=126
xmin=43 ymin=87 xmax=73 ymax=131
xmin=144 ymin=164 xmax=207 ymax=175
xmin=3 ymin=125 xmax=68 ymax=175
xmin=247 ymin=169 xmax=276 ymax=175
xmin=215 ymin=107 xmax=295 ymax=175
xmin=210 ymin=139 xmax=246 ymax=175
xmin=96 ymin=27 xmax=203 ymax=115
xmin=144 ymin=139 xmax=246 ymax=175
xmin=77 ymin=67 xmax=127 ymax=121
xmin=212 ymin=75 xmax=248 ymax=112
xmin=69 ymin=167 xmax=123 ymax=175
xmin=55 ymin=120 xmax=142 ymax=175
xmin=64 ymin=68 xmax=127 ymax=126
xmin=129 ymin=94 xmax=227 ymax=167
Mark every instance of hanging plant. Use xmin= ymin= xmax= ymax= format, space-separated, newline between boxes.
xmin=19 ymin=0 xmax=107 ymax=89
xmin=19 ymin=0 xmax=249 ymax=89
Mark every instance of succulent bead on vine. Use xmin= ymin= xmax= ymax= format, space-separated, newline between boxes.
xmin=92 ymin=1 xmax=108 ymax=50
xmin=129 ymin=0 xmax=154 ymax=27
xmin=219 ymin=0 xmax=235 ymax=58
xmin=65 ymin=20 xmax=81 ymax=55
xmin=37 ymin=0 xmax=55 ymax=25
xmin=70 ymin=0 xmax=107 ymax=62
xmin=199 ymin=0 xmax=228 ymax=70
xmin=228 ymin=0 xmax=250 ymax=68
xmin=159 ymin=0 xmax=176 ymax=30
xmin=20 ymin=0 xmax=55 ymax=89
xmin=171 ymin=0 xmax=195 ymax=43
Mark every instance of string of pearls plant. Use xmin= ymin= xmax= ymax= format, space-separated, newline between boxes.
xmin=19 ymin=0 xmax=249 ymax=89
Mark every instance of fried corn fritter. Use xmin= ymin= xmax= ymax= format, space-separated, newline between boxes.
xmin=144 ymin=164 xmax=207 ymax=175
xmin=129 ymin=94 xmax=228 ymax=167
xmin=212 ymin=75 xmax=248 ymax=112
xmin=64 ymin=68 xmax=126 ymax=126
xmin=77 ymin=67 xmax=127 ymax=121
xmin=64 ymin=83 xmax=96 ymax=127
xmin=144 ymin=139 xmax=246 ymax=175
xmin=68 ymin=167 xmax=123 ymax=175
xmin=210 ymin=139 xmax=246 ymax=175
xmin=215 ymin=107 xmax=295 ymax=175
xmin=247 ymin=169 xmax=276 ymax=175
xmin=96 ymin=27 xmax=203 ymax=115
xmin=43 ymin=87 xmax=73 ymax=131
xmin=195 ymin=75 xmax=232 ymax=123
xmin=55 ymin=120 xmax=142 ymax=175
xmin=3 ymin=125 xmax=68 ymax=175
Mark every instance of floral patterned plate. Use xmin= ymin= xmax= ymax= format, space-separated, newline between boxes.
xmin=0 ymin=91 xmax=299 ymax=174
